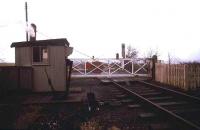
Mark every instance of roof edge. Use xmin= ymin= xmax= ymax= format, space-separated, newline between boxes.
xmin=11 ymin=38 xmax=70 ymax=48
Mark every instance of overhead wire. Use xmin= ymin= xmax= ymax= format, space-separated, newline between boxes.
xmin=0 ymin=21 xmax=97 ymax=60
xmin=35 ymin=30 xmax=95 ymax=59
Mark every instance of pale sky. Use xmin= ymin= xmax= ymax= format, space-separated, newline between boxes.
xmin=0 ymin=0 xmax=200 ymax=62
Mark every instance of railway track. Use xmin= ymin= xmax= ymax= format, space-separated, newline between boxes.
xmin=104 ymin=78 xmax=200 ymax=130
xmin=1 ymin=77 xmax=200 ymax=130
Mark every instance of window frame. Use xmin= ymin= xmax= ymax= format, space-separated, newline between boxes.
xmin=32 ymin=46 xmax=50 ymax=66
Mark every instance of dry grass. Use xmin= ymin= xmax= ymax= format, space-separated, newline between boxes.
xmin=80 ymin=119 xmax=103 ymax=130
xmin=14 ymin=105 xmax=42 ymax=129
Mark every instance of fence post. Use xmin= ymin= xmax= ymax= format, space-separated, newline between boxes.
xmin=152 ymin=55 xmax=157 ymax=80
xmin=183 ymin=64 xmax=186 ymax=90
xmin=84 ymin=60 xmax=87 ymax=75
xmin=108 ymin=59 xmax=111 ymax=76
xmin=132 ymin=60 xmax=134 ymax=74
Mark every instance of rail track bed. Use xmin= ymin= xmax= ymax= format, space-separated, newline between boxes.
xmin=1 ymin=78 xmax=200 ymax=130
xmin=105 ymin=78 xmax=200 ymax=130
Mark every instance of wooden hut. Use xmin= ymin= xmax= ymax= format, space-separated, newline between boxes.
xmin=11 ymin=38 xmax=73 ymax=92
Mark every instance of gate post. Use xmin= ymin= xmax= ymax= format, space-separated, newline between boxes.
xmin=66 ymin=59 xmax=73 ymax=95
xmin=152 ymin=55 xmax=157 ymax=80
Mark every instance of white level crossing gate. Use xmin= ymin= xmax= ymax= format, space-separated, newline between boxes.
xmin=70 ymin=58 xmax=152 ymax=78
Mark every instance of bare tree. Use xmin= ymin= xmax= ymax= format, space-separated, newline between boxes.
xmin=168 ymin=52 xmax=171 ymax=65
xmin=167 ymin=52 xmax=183 ymax=64
xmin=145 ymin=48 xmax=160 ymax=58
xmin=126 ymin=45 xmax=138 ymax=58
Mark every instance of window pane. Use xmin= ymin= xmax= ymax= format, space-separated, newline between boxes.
xmin=42 ymin=47 xmax=48 ymax=63
xmin=42 ymin=47 xmax=48 ymax=59
xmin=32 ymin=46 xmax=48 ymax=64
xmin=33 ymin=47 xmax=40 ymax=62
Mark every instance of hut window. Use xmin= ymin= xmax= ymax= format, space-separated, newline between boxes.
xmin=32 ymin=46 xmax=49 ymax=64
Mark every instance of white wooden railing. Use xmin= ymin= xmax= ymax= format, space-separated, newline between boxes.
xmin=70 ymin=58 xmax=151 ymax=78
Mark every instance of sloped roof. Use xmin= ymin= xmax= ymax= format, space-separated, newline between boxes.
xmin=11 ymin=38 xmax=69 ymax=48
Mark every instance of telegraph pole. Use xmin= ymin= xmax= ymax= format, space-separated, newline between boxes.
xmin=25 ymin=2 xmax=28 ymax=42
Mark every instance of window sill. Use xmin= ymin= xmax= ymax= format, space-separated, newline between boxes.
xmin=32 ymin=63 xmax=50 ymax=66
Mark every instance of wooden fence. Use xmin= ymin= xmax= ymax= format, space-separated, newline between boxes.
xmin=0 ymin=66 xmax=33 ymax=92
xmin=155 ymin=63 xmax=200 ymax=91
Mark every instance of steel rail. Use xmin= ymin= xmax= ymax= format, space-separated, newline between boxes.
xmin=139 ymin=81 xmax=200 ymax=103
xmin=110 ymin=79 xmax=200 ymax=130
